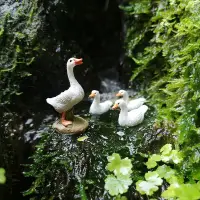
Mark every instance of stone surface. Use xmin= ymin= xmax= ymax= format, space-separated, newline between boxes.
xmin=52 ymin=116 xmax=89 ymax=135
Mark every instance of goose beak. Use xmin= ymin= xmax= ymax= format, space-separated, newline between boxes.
xmin=112 ymin=103 xmax=119 ymax=110
xmin=89 ymin=93 xmax=96 ymax=98
xmin=116 ymin=92 xmax=122 ymax=97
xmin=74 ymin=58 xmax=83 ymax=65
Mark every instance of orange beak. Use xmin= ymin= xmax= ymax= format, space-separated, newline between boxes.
xmin=74 ymin=58 xmax=83 ymax=65
xmin=116 ymin=92 xmax=122 ymax=97
xmin=89 ymin=92 xmax=96 ymax=98
xmin=112 ymin=103 xmax=119 ymax=110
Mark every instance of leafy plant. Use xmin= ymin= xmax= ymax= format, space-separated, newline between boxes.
xmin=105 ymin=153 xmax=133 ymax=197
xmin=122 ymin=0 xmax=200 ymax=197
xmin=136 ymin=144 xmax=200 ymax=199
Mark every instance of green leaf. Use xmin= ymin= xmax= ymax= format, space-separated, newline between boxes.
xmin=162 ymin=183 xmax=179 ymax=199
xmin=0 ymin=168 xmax=6 ymax=184
xmin=162 ymin=184 xmax=200 ymax=200
xmin=160 ymin=144 xmax=172 ymax=155
xmin=136 ymin=171 xmax=163 ymax=196
xmin=136 ymin=180 xmax=159 ymax=196
xmin=161 ymin=150 xmax=183 ymax=164
xmin=105 ymin=175 xmax=132 ymax=196
xmin=106 ymin=153 xmax=132 ymax=176
xmin=77 ymin=136 xmax=89 ymax=142
xmin=156 ymin=165 xmax=175 ymax=179
xmin=170 ymin=150 xmax=183 ymax=164
xmin=145 ymin=171 xmax=163 ymax=186
xmin=146 ymin=154 xmax=161 ymax=169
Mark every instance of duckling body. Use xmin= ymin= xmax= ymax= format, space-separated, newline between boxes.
xmin=112 ymin=99 xmax=148 ymax=127
xmin=116 ymin=90 xmax=146 ymax=111
xmin=89 ymin=90 xmax=112 ymax=115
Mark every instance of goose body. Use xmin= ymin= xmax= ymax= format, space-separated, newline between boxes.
xmin=46 ymin=85 xmax=84 ymax=113
xmin=116 ymin=90 xmax=146 ymax=111
xmin=112 ymin=99 xmax=148 ymax=127
xmin=89 ymin=90 xmax=112 ymax=115
xmin=46 ymin=58 xmax=84 ymax=126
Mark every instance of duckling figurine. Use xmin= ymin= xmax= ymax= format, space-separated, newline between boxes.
xmin=112 ymin=99 xmax=148 ymax=127
xmin=116 ymin=90 xmax=146 ymax=111
xmin=89 ymin=90 xmax=113 ymax=115
xmin=46 ymin=58 xmax=84 ymax=127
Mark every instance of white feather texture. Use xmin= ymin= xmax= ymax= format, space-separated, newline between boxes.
xmin=46 ymin=58 xmax=84 ymax=113
xmin=114 ymin=99 xmax=148 ymax=127
xmin=117 ymin=90 xmax=146 ymax=111
xmin=89 ymin=90 xmax=113 ymax=115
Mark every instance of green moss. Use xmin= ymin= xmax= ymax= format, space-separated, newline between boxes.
xmin=0 ymin=0 xmax=43 ymax=105
xmin=24 ymin=108 xmax=170 ymax=199
xmin=122 ymin=0 xmax=200 ymax=182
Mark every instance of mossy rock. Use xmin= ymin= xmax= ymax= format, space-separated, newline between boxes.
xmin=52 ymin=116 xmax=89 ymax=135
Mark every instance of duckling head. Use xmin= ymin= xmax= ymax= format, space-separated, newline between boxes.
xmin=112 ymin=99 xmax=126 ymax=110
xmin=116 ymin=90 xmax=126 ymax=97
xmin=89 ymin=90 xmax=99 ymax=98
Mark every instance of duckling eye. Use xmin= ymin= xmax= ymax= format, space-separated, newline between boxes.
xmin=118 ymin=103 xmax=120 ymax=105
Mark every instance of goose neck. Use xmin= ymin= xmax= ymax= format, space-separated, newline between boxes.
xmin=119 ymin=104 xmax=128 ymax=117
xmin=93 ymin=94 xmax=100 ymax=104
xmin=123 ymin=92 xmax=129 ymax=103
xmin=67 ymin=67 xmax=79 ymax=86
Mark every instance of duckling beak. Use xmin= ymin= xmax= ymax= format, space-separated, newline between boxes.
xmin=116 ymin=92 xmax=122 ymax=97
xmin=89 ymin=93 xmax=96 ymax=98
xmin=74 ymin=58 xmax=83 ymax=65
xmin=112 ymin=103 xmax=119 ymax=110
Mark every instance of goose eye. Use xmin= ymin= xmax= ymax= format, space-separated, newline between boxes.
xmin=70 ymin=60 xmax=72 ymax=62
xmin=118 ymin=103 xmax=120 ymax=105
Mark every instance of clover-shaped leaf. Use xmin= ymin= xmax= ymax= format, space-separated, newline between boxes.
xmin=136 ymin=171 xmax=163 ymax=196
xmin=162 ymin=184 xmax=200 ymax=200
xmin=136 ymin=180 xmax=159 ymax=196
xmin=0 ymin=168 xmax=6 ymax=184
xmin=160 ymin=144 xmax=172 ymax=155
xmin=145 ymin=171 xmax=163 ymax=186
xmin=146 ymin=154 xmax=161 ymax=169
xmin=161 ymin=150 xmax=183 ymax=164
xmin=162 ymin=183 xmax=179 ymax=199
xmin=156 ymin=165 xmax=175 ymax=179
xmin=105 ymin=175 xmax=132 ymax=196
xmin=170 ymin=150 xmax=183 ymax=164
xmin=106 ymin=153 xmax=132 ymax=176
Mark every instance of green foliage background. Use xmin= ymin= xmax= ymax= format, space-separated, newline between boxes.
xmin=122 ymin=0 xmax=200 ymax=182
xmin=0 ymin=0 xmax=43 ymax=105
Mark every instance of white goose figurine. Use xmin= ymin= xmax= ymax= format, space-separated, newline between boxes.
xmin=46 ymin=57 xmax=84 ymax=126
xmin=116 ymin=90 xmax=146 ymax=111
xmin=112 ymin=99 xmax=148 ymax=127
xmin=89 ymin=90 xmax=112 ymax=115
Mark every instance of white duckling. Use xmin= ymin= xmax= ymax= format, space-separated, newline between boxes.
xmin=46 ymin=57 xmax=84 ymax=126
xmin=112 ymin=99 xmax=148 ymax=127
xmin=89 ymin=90 xmax=113 ymax=115
xmin=116 ymin=90 xmax=146 ymax=111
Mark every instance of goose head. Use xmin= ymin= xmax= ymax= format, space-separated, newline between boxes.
xmin=66 ymin=57 xmax=83 ymax=68
xmin=112 ymin=99 xmax=126 ymax=110
xmin=116 ymin=90 xmax=126 ymax=97
xmin=89 ymin=90 xmax=99 ymax=98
